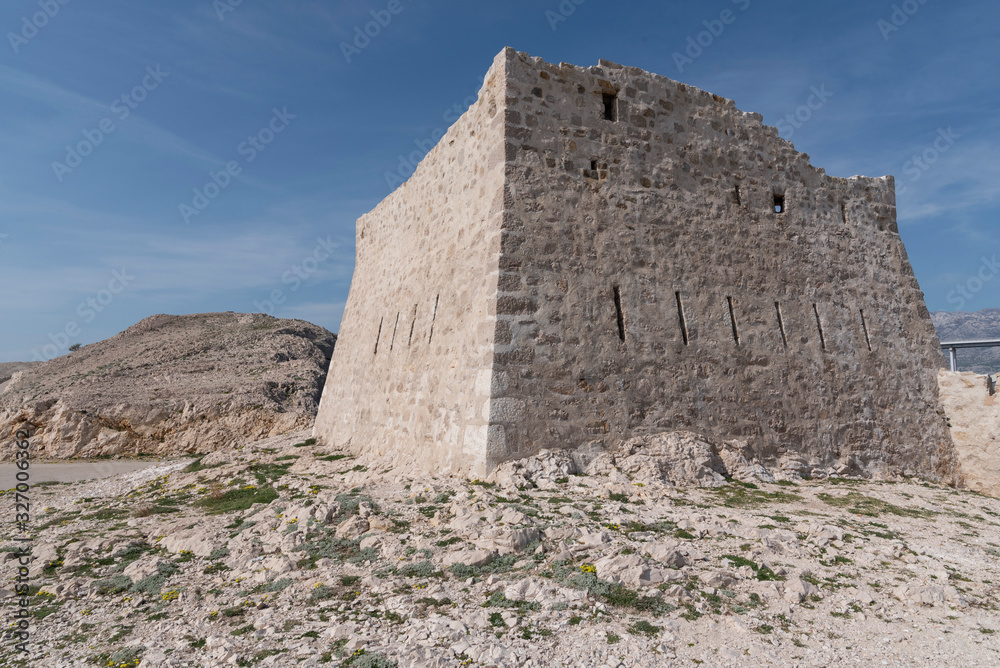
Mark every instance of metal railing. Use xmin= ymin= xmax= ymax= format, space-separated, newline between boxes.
xmin=940 ymin=339 xmax=1000 ymax=372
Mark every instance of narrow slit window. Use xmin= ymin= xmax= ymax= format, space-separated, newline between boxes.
xmin=675 ymin=291 xmax=689 ymax=346
xmin=773 ymin=193 xmax=785 ymax=214
xmin=374 ymin=317 xmax=384 ymax=356
xmin=427 ymin=295 xmax=440 ymax=345
xmin=734 ymin=185 xmax=742 ymax=206
xmin=841 ymin=202 xmax=848 ymax=224
xmin=613 ymin=285 xmax=626 ymax=343
xmin=859 ymin=308 xmax=873 ymax=352
xmin=775 ymin=302 xmax=788 ymax=348
xmin=389 ymin=312 xmax=399 ymax=351
xmin=407 ymin=305 xmax=417 ymax=346
xmin=603 ymin=92 xmax=618 ymax=121
xmin=727 ymin=296 xmax=741 ymax=346
xmin=813 ymin=303 xmax=826 ymax=351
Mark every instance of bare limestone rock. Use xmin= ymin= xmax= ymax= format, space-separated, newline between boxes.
xmin=0 ymin=313 xmax=335 ymax=459
xmin=583 ymin=431 xmax=780 ymax=487
xmin=335 ymin=516 xmax=370 ymax=540
xmin=160 ymin=527 xmax=225 ymax=558
xmin=938 ymin=370 xmax=1000 ymax=496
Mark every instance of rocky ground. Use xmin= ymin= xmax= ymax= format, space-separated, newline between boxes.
xmin=0 ymin=364 xmax=39 ymax=397
xmin=4 ymin=430 xmax=1000 ymax=668
xmin=0 ymin=313 xmax=335 ymax=461
xmin=939 ymin=371 xmax=1000 ymax=498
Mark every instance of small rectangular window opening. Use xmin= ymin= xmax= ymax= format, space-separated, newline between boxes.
xmin=407 ymin=305 xmax=417 ymax=347
xmin=613 ymin=285 xmax=626 ymax=343
xmin=427 ymin=295 xmax=440 ymax=345
xmin=389 ymin=312 xmax=399 ymax=351
xmin=813 ymin=303 xmax=826 ymax=351
xmin=859 ymin=308 xmax=873 ymax=352
xmin=603 ymin=92 xmax=618 ymax=121
xmin=773 ymin=193 xmax=785 ymax=214
xmin=591 ymin=159 xmax=598 ymax=171
xmin=675 ymin=291 xmax=689 ymax=346
xmin=374 ymin=317 xmax=384 ymax=356
xmin=775 ymin=302 xmax=788 ymax=349
xmin=727 ymin=296 xmax=741 ymax=346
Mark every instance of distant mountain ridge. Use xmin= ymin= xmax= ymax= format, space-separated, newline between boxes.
xmin=931 ymin=308 xmax=1000 ymax=374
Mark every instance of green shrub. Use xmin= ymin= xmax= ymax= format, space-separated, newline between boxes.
xmin=93 ymin=575 xmax=132 ymax=596
xmin=627 ymin=620 xmax=661 ymax=636
xmin=197 ymin=485 xmax=278 ymax=514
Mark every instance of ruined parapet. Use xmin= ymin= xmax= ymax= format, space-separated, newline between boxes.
xmin=314 ymin=48 xmax=958 ymax=482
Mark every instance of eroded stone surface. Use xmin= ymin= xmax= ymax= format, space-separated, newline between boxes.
xmin=0 ymin=313 xmax=335 ymax=459
xmin=314 ymin=48 xmax=956 ymax=484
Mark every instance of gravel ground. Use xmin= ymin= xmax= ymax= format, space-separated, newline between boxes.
xmin=3 ymin=430 xmax=1000 ymax=667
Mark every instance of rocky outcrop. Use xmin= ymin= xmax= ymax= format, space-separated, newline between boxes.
xmin=0 ymin=313 xmax=335 ymax=459
xmin=938 ymin=370 xmax=1000 ymax=496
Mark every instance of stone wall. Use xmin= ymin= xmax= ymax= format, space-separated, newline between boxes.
xmin=316 ymin=48 xmax=958 ymax=482
xmin=312 ymin=51 xmax=508 ymax=474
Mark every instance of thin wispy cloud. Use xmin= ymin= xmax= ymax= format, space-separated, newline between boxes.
xmin=0 ymin=0 xmax=996 ymax=362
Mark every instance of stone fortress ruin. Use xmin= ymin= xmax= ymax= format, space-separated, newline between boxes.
xmin=314 ymin=48 xmax=957 ymax=482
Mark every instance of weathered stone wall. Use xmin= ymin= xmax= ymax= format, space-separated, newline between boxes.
xmin=316 ymin=47 xmax=958 ymax=482
xmin=491 ymin=49 xmax=955 ymax=481
xmin=312 ymin=51 xmax=509 ymax=474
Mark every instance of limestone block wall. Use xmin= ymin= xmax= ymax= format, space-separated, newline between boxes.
xmin=490 ymin=50 xmax=955 ymax=481
xmin=312 ymin=51 xmax=509 ymax=474
xmin=316 ymin=47 xmax=957 ymax=482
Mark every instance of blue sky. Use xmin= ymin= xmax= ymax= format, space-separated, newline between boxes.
xmin=1 ymin=0 xmax=997 ymax=362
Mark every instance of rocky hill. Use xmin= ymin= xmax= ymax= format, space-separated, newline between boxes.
xmin=932 ymin=308 xmax=1000 ymax=374
xmin=0 ymin=362 xmax=39 ymax=395
xmin=0 ymin=313 xmax=335 ymax=460
xmin=5 ymin=430 xmax=1000 ymax=667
